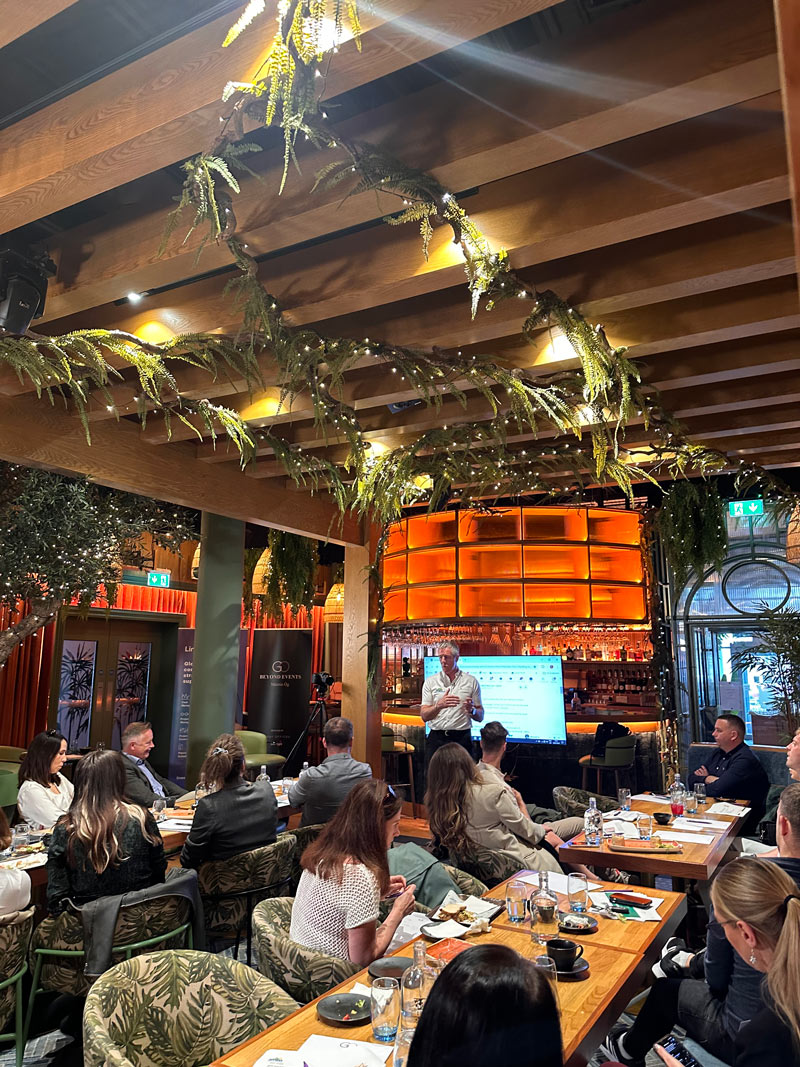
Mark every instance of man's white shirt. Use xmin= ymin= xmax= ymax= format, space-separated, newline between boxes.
xmin=421 ymin=668 xmax=482 ymax=731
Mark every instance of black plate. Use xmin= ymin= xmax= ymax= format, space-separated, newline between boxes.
xmin=557 ymin=911 xmax=598 ymax=935
xmin=316 ymin=993 xmax=371 ymax=1026
xmin=368 ymin=956 xmax=414 ymax=980
xmin=555 ymin=956 xmax=590 ymax=981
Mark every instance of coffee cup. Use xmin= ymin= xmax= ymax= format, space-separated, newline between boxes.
xmin=546 ymin=937 xmax=584 ymax=971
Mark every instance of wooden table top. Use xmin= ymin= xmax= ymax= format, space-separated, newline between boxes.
xmin=211 ymin=925 xmax=644 ymax=1067
xmin=557 ymin=796 xmax=747 ymax=880
xmin=488 ymin=871 xmax=687 ymax=955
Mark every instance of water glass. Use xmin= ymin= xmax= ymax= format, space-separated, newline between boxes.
xmin=567 ymin=873 xmax=588 ymax=913
xmin=371 ymin=977 xmax=400 ymax=1043
xmin=637 ymin=813 xmax=652 ymax=841
xmin=505 ymin=879 xmax=528 ymax=923
xmin=152 ymin=797 xmax=167 ymax=821
xmin=193 ymin=781 xmax=209 ymax=808
xmin=12 ymin=823 xmax=30 ymax=849
xmin=394 ymin=1029 xmax=416 ymax=1067
xmin=533 ymin=956 xmax=560 ymax=1008
xmin=694 ymin=783 xmax=706 ymax=806
xmin=685 ymin=791 xmax=698 ymax=814
xmin=618 ymin=788 xmax=632 ymax=811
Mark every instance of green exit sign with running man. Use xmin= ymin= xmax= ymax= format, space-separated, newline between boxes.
xmin=728 ymin=499 xmax=764 ymax=517
xmin=146 ymin=570 xmax=171 ymax=588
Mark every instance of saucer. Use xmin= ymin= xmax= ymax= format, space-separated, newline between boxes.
xmin=554 ymin=957 xmax=590 ymax=981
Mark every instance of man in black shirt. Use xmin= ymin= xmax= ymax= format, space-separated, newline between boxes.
xmin=689 ymin=713 xmax=768 ymax=823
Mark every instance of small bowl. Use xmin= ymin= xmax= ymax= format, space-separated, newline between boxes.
xmin=654 ymin=812 xmax=671 ymax=826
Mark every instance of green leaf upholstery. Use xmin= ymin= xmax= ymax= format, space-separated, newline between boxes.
xmin=83 ymin=949 xmax=299 ymax=1067
xmin=252 ymin=897 xmax=359 ymax=1003
xmin=29 ymin=895 xmax=193 ymax=997
xmin=552 ymin=786 xmax=618 ymax=820
xmin=0 ymin=907 xmax=34 ymax=1035
xmin=445 ymin=842 xmax=522 ymax=888
xmin=442 ymin=864 xmax=488 ymax=898
xmin=198 ymin=835 xmax=296 ymax=941
xmin=278 ymin=825 xmax=325 ymax=893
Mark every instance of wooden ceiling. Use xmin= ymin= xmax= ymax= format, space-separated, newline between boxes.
xmin=1 ymin=0 xmax=799 ymax=544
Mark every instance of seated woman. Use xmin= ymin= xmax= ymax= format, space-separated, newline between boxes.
xmin=408 ymin=944 xmax=563 ymax=1067
xmin=426 ymin=744 xmax=582 ymax=876
xmin=17 ymin=730 xmax=73 ymax=827
xmin=290 ymin=779 xmax=417 ymax=966
xmin=0 ymin=809 xmax=31 ymax=915
xmin=46 ymin=748 xmax=166 ymax=913
xmin=180 ymin=733 xmax=277 ymax=868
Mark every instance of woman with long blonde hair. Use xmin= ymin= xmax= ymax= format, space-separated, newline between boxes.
xmin=654 ymin=857 xmax=800 ymax=1067
xmin=46 ymin=749 xmax=165 ymax=914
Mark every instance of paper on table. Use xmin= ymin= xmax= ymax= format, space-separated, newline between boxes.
xmin=157 ymin=818 xmax=194 ymax=831
xmin=517 ymin=871 xmax=602 ymax=894
xmin=437 ymin=891 xmax=498 ymax=919
xmin=298 ymin=1035 xmax=392 ymax=1067
xmin=589 ymin=891 xmax=664 ymax=923
xmin=351 ymin=982 xmax=372 ymax=995
xmin=385 ymin=911 xmax=431 ymax=954
xmin=602 ymin=810 xmax=640 ymax=822
xmin=253 ymin=1051 xmax=303 ymax=1067
xmin=630 ymin=794 xmax=671 ymax=806
xmin=605 ymin=819 xmax=639 ymax=840
xmin=672 ymin=817 xmax=729 ymax=832
xmin=654 ymin=830 xmax=714 ymax=845
xmin=707 ymin=802 xmax=751 ymax=817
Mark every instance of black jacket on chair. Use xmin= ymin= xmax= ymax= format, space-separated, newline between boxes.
xmin=122 ymin=754 xmax=185 ymax=807
xmin=179 ymin=778 xmax=278 ymax=869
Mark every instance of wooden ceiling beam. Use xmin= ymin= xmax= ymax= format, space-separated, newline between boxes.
xmin=0 ymin=0 xmax=79 ymax=48
xmin=38 ymin=0 xmax=779 ymax=323
xmin=0 ymin=0 xmax=558 ymax=234
xmin=0 ymin=392 xmax=360 ymax=543
xmin=775 ymin=0 xmax=800 ymax=280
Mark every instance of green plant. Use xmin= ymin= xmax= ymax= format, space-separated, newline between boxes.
xmin=263 ymin=530 xmax=317 ymax=618
xmin=731 ymin=608 xmax=800 ymax=739
xmin=655 ymin=480 xmax=728 ymax=591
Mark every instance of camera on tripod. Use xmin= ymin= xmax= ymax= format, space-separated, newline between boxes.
xmin=312 ymin=671 xmax=335 ymax=698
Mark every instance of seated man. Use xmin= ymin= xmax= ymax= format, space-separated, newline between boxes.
xmin=602 ymin=781 xmax=800 ymax=1067
xmin=288 ymin=716 xmax=371 ymax=826
xmin=121 ymin=721 xmax=185 ymax=807
xmin=689 ymin=713 xmax=768 ymax=822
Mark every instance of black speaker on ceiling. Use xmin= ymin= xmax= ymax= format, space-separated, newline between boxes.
xmin=0 ymin=246 xmax=56 ymax=335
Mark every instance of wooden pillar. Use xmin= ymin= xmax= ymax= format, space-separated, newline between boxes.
xmin=341 ymin=530 xmax=382 ymax=775
xmin=775 ymin=0 xmax=800 ymax=285
xmin=186 ymin=512 xmax=245 ymax=785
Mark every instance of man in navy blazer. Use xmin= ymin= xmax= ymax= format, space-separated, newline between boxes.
xmin=121 ymin=721 xmax=185 ymax=807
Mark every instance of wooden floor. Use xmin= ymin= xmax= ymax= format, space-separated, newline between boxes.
xmin=399 ymin=813 xmax=431 ymax=839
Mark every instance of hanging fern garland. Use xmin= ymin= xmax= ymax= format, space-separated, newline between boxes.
xmin=655 ymin=480 xmax=729 ymax=591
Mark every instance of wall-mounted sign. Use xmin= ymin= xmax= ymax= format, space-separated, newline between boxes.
xmin=146 ymin=570 xmax=171 ymax=588
xmin=728 ymin=499 xmax=763 ymax=517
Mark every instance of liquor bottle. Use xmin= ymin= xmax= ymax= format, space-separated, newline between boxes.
xmin=530 ymin=871 xmax=559 ymax=945
xmin=256 ymin=765 xmax=269 ymax=783
xmin=566 ymin=645 xmax=575 ymax=660
xmin=401 ymin=940 xmax=432 ymax=1029
xmin=584 ymin=796 xmax=602 ymax=846
xmin=300 ymin=761 xmax=310 ymax=777
xmin=620 ymin=644 xmax=628 ymax=662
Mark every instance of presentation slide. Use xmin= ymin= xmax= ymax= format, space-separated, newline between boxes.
xmin=423 ymin=655 xmax=567 ymax=744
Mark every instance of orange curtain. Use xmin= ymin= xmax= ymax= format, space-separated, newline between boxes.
xmin=92 ymin=585 xmax=198 ymax=627
xmin=241 ymin=604 xmax=325 ymax=720
xmin=0 ymin=601 xmax=55 ymax=746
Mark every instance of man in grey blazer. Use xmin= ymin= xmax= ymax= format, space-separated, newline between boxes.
xmin=288 ymin=716 xmax=372 ymax=826
xmin=121 ymin=721 xmax=185 ymax=807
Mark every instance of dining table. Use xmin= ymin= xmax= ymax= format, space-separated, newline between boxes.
xmin=557 ymin=793 xmax=749 ymax=886
xmin=210 ymin=871 xmax=687 ymax=1067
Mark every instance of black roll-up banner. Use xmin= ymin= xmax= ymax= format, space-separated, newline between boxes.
xmin=247 ymin=628 xmax=312 ymax=774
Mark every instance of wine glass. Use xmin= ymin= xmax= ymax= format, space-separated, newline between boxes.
xmin=152 ymin=797 xmax=167 ymax=821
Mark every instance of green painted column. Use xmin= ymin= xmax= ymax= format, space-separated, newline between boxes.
xmin=186 ymin=511 xmax=245 ymax=784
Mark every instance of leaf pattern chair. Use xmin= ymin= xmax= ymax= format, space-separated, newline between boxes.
xmin=552 ymin=786 xmax=618 ymax=820
xmin=26 ymin=893 xmax=193 ymax=1039
xmin=0 ymin=907 xmax=34 ymax=1067
xmin=83 ymin=949 xmax=299 ymax=1067
xmin=197 ymin=835 xmax=296 ymax=966
xmin=445 ymin=841 xmax=523 ymax=888
xmin=252 ymin=897 xmax=359 ymax=1004
xmin=442 ymin=864 xmax=488 ymax=898
xmin=278 ymin=824 xmax=325 ymax=893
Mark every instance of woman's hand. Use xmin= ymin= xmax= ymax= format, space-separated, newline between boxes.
xmin=390 ymin=883 xmax=417 ymax=919
xmin=387 ymin=874 xmax=407 ymax=897
xmin=654 ymin=1044 xmax=682 ymax=1067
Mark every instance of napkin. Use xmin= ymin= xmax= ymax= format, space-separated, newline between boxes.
xmin=517 ymin=871 xmax=602 ymax=895
xmin=157 ymin=818 xmax=194 ymax=831
xmin=604 ymin=819 xmax=639 ymax=840
xmin=671 ymin=817 xmax=728 ymax=832
xmin=385 ymin=912 xmax=430 ymax=954
xmin=653 ymin=830 xmax=713 ymax=845
xmin=425 ymin=918 xmax=469 ymax=938
xmin=437 ymin=891 xmax=498 ymax=919
xmin=350 ymin=982 xmax=372 ymax=995
xmin=299 ymin=1035 xmax=392 ymax=1066
xmin=630 ymin=794 xmax=671 ymax=806
xmin=602 ymin=810 xmax=640 ymax=822
xmin=707 ymin=802 xmax=751 ymax=817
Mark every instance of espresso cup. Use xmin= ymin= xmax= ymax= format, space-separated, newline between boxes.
xmin=546 ymin=937 xmax=584 ymax=971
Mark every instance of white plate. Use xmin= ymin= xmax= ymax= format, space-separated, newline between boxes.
xmin=420 ymin=919 xmax=469 ymax=939
xmin=0 ymin=853 xmax=47 ymax=870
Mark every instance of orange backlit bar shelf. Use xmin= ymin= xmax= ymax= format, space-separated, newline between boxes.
xmin=382 ymin=506 xmax=647 ymax=624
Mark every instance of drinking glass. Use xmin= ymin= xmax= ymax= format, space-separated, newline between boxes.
xmin=684 ymin=791 xmax=698 ymax=815
xmin=12 ymin=823 xmax=30 ymax=849
xmin=533 ymin=956 xmax=560 ymax=1008
xmin=152 ymin=797 xmax=167 ymax=821
xmin=505 ymin=879 xmax=528 ymax=924
xmin=193 ymin=781 xmax=209 ymax=808
xmin=567 ymin=873 xmax=588 ymax=913
xmin=618 ymin=788 xmax=632 ymax=811
xmin=371 ymin=977 xmax=400 ymax=1043
xmin=530 ymin=899 xmax=559 ymax=945
xmin=637 ymin=813 xmax=652 ymax=841
xmin=669 ymin=788 xmax=685 ymax=819
xmin=394 ymin=1029 xmax=416 ymax=1067
xmin=694 ymin=783 xmax=707 ymax=806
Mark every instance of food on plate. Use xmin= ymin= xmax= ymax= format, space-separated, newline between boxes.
xmin=13 ymin=842 xmax=44 ymax=855
xmin=559 ymin=913 xmax=593 ymax=930
xmin=435 ymin=900 xmax=476 ymax=925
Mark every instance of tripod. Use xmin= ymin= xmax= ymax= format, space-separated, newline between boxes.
xmin=282 ymin=690 xmax=328 ymax=771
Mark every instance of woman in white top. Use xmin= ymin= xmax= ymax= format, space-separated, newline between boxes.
xmin=17 ymin=730 xmax=74 ymax=828
xmin=290 ymin=779 xmax=417 ymax=965
xmin=0 ymin=809 xmax=31 ymax=915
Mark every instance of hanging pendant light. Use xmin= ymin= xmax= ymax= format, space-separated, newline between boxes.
xmin=787 ymin=507 xmax=800 ymax=565
xmin=191 ymin=545 xmax=200 ymax=579
xmin=252 ymin=548 xmax=271 ymax=595
xmin=324 ymin=582 xmax=345 ymax=623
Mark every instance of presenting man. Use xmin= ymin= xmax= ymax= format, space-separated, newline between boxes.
xmin=421 ymin=641 xmax=483 ymax=768
xmin=121 ymin=720 xmax=185 ymax=807
xmin=288 ymin=716 xmax=371 ymax=826
xmin=689 ymin=713 xmax=768 ymax=811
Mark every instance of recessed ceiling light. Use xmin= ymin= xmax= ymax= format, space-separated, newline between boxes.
xmin=126 ymin=291 xmax=144 ymax=303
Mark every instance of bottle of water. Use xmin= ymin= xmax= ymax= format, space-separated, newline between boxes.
xmin=584 ymin=796 xmax=602 ymax=846
xmin=256 ymin=764 xmax=269 ymax=783
xmin=301 ymin=761 xmax=310 ymax=777
xmin=401 ymin=941 xmax=431 ymax=1029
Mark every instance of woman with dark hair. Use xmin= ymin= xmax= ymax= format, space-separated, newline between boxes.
xmin=0 ymin=809 xmax=31 ymax=915
xmin=290 ymin=779 xmax=417 ymax=965
xmin=17 ymin=730 xmax=74 ymax=827
xmin=407 ymin=945 xmax=563 ymax=1067
xmin=179 ymin=733 xmax=277 ymax=869
xmin=46 ymin=749 xmax=165 ymax=913
xmin=425 ymin=743 xmax=573 ymax=875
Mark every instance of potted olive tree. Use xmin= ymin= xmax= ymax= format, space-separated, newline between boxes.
xmin=732 ymin=608 xmax=800 ymax=744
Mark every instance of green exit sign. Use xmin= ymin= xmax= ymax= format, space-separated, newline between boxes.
xmin=729 ymin=499 xmax=764 ymax=517
xmin=146 ymin=570 xmax=171 ymax=588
